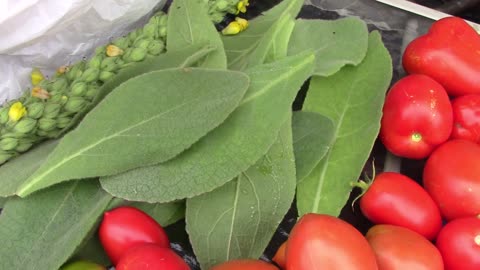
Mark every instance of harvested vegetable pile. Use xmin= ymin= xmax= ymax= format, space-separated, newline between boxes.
xmin=0 ymin=0 xmax=393 ymax=269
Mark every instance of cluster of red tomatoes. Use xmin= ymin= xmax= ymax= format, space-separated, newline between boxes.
xmin=268 ymin=15 xmax=480 ymax=270
xmin=371 ymin=15 xmax=480 ymax=270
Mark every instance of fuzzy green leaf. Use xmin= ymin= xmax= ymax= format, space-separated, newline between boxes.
xmin=292 ymin=111 xmax=335 ymax=182
xmin=167 ymin=0 xmax=227 ymax=68
xmin=17 ymin=68 xmax=249 ymax=197
xmin=296 ymin=32 xmax=392 ymax=217
xmin=288 ymin=18 xmax=369 ymax=76
xmin=0 ymin=180 xmax=113 ymax=270
xmin=186 ymin=116 xmax=296 ymax=269
xmin=222 ymin=0 xmax=304 ymax=70
xmin=100 ymin=51 xmax=315 ymax=203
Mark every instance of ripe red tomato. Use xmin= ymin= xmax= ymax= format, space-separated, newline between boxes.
xmin=423 ymin=139 xmax=480 ymax=220
xmin=451 ymin=94 xmax=480 ymax=143
xmin=379 ymin=74 xmax=453 ymax=159
xmin=436 ymin=216 xmax=480 ymax=270
xmin=98 ymin=206 xmax=170 ymax=265
xmin=272 ymin=241 xmax=286 ymax=269
xmin=210 ymin=259 xmax=278 ymax=270
xmin=402 ymin=17 xmax=480 ymax=97
xmin=366 ymin=224 xmax=444 ymax=270
xmin=115 ymin=243 xmax=190 ymax=270
xmin=358 ymin=172 xmax=442 ymax=240
xmin=286 ymin=213 xmax=378 ymax=270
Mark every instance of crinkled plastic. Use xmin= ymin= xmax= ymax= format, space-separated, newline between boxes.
xmin=0 ymin=0 xmax=166 ymax=104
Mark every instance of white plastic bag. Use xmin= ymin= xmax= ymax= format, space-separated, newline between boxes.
xmin=0 ymin=0 xmax=166 ymax=103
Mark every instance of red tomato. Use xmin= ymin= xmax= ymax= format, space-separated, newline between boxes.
xmin=98 ymin=206 xmax=170 ymax=265
xmin=436 ymin=216 xmax=480 ymax=270
xmin=116 ymin=243 xmax=190 ymax=270
xmin=358 ymin=172 xmax=442 ymax=240
xmin=286 ymin=213 xmax=378 ymax=270
xmin=210 ymin=259 xmax=278 ymax=270
xmin=423 ymin=139 xmax=480 ymax=220
xmin=379 ymin=74 xmax=453 ymax=159
xmin=272 ymin=241 xmax=286 ymax=269
xmin=366 ymin=224 xmax=444 ymax=270
xmin=451 ymin=94 xmax=480 ymax=143
xmin=402 ymin=17 xmax=480 ymax=97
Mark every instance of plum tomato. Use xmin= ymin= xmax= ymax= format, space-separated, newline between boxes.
xmin=272 ymin=241 xmax=286 ymax=269
xmin=98 ymin=206 xmax=170 ymax=265
xmin=358 ymin=172 xmax=442 ymax=240
xmin=379 ymin=74 xmax=453 ymax=159
xmin=60 ymin=260 xmax=106 ymax=270
xmin=423 ymin=139 xmax=480 ymax=220
xmin=115 ymin=243 xmax=190 ymax=270
xmin=451 ymin=94 xmax=480 ymax=143
xmin=366 ymin=224 xmax=444 ymax=270
xmin=436 ymin=216 xmax=480 ymax=270
xmin=286 ymin=213 xmax=378 ymax=270
xmin=210 ymin=259 xmax=279 ymax=270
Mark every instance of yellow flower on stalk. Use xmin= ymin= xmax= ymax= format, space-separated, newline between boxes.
xmin=235 ymin=17 xmax=249 ymax=31
xmin=8 ymin=102 xmax=27 ymax=122
xmin=236 ymin=0 xmax=249 ymax=14
xmin=31 ymin=68 xmax=45 ymax=86
xmin=222 ymin=18 xmax=249 ymax=36
xmin=222 ymin=21 xmax=242 ymax=35
xmin=106 ymin=44 xmax=124 ymax=57
xmin=31 ymin=86 xmax=50 ymax=100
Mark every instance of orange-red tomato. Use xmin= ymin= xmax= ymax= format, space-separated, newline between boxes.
xmin=210 ymin=259 xmax=279 ymax=270
xmin=286 ymin=213 xmax=378 ymax=270
xmin=366 ymin=224 xmax=444 ymax=270
xmin=272 ymin=241 xmax=287 ymax=269
xmin=98 ymin=206 xmax=170 ymax=265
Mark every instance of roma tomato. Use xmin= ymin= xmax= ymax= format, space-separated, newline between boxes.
xmin=98 ymin=206 xmax=170 ymax=265
xmin=358 ymin=172 xmax=442 ymax=240
xmin=436 ymin=216 xmax=480 ymax=270
xmin=60 ymin=260 xmax=105 ymax=270
xmin=272 ymin=241 xmax=286 ymax=269
xmin=210 ymin=259 xmax=278 ymax=270
xmin=403 ymin=16 xmax=480 ymax=97
xmin=451 ymin=94 xmax=480 ymax=143
xmin=286 ymin=213 xmax=378 ymax=270
xmin=379 ymin=74 xmax=453 ymax=159
xmin=366 ymin=224 xmax=444 ymax=270
xmin=116 ymin=243 xmax=190 ymax=270
xmin=423 ymin=139 xmax=480 ymax=220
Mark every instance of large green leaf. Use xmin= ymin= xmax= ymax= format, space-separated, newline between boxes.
xmin=17 ymin=68 xmax=249 ymax=197
xmin=167 ymin=0 xmax=227 ymax=68
xmin=100 ymin=51 xmax=315 ymax=203
xmin=186 ymin=116 xmax=296 ymax=269
xmin=288 ymin=18 xmax=369 ymax=76
xmin=0 ymin=140 xmax=58 ymax=197
xmin=222 ymin=0 xmax=304 ymax=70
xmin=297 ymin=31 xmax=392 ymax=216
xmin=292 ymin=111 xmax=335 ymax=182
xmin=0 ymin=180 xmax=113 ymax=270
xmin=0 ymin=46 xmax=215 ymax=198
